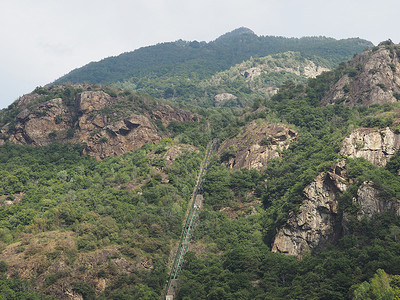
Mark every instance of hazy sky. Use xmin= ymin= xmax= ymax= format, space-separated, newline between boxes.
xmin=1 ymin=0 xmax=399 ymax=109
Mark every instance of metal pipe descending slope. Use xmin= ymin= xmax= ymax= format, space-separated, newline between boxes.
xmin=164 ymin=139 xmax=218 ymax=299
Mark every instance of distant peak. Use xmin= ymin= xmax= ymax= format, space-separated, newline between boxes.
xmin=216 ymin=27 xmax=256 ymax=40
xmin=229 ymin=27 xmax=255 ymax=35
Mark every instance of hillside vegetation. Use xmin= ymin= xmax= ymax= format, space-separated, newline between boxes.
xmin=114 ymin=51 xmax=331 ymax=107
xmin=53 ymin=28 xmax=372 ymax=104
xmin=1 ymin=38 xmax=400 ymax=300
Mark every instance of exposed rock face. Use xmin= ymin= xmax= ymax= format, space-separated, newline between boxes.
xmin=15 ymin=94 xmax=42 ymax=109
xmin=0 ymin=85 xmax=196 ymax=159
xmin=218 ymin=120 xmax=297 ymax=170
xmin=340 ymin=127 xmax=400 ymax=166
xmin=77 ymin=91 xmax=110 ymax=113
xmin=272 ymin=161 xmax=348 ymax=258
xmin=208 ymin=51 xmax=330 ymax=101
xmin=149 ymin=104 xmax=195 ymax=126
xmin=7 ymin=98 xmax=72 ymax=146
xmin=214 ymin=93 xmax=238 ymax=105
xmin=356 ymin=182 xmax=400 ymax=219
xmin=240 ymin=59 xmax=329 ymax=81
xmin=82 ymin=114 xmax=161 ymax=158
xmin=272 ymin=161 xmax=400 ymax=258
xmin=322 ymin=42 xmax=400 ymax=106
xmin=162 ymin=144 xmax=198 ymax=163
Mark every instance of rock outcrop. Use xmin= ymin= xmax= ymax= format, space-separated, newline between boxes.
xmin=272 ymin=161 xmax=348 ymax=258
xmin=240 ymin=59 xmax=329 ymax=81
xmin=218 ymin=120 xmax=297 ymax=170
xmin=0 ymin=85 xmax=196 ymax=159
xmin=7 ymin=98 xmax=72 ymax=146
xmin=355 ymin=182 xmax=400 ymax=219
xmin=322 ymin=42 xmax=400 ymax=106
xmin=340 ymin=127 xmax=400 ymax=166
xmin=214 ymin=93 xmax=238 ymax=106
xmin=207 ymin=51 xmax=330 ymax=102
xmin=272 ymin=160 xmax=400 ymax=258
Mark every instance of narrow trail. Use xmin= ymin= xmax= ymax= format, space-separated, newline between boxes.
xmin=164 ymin=139 xmax=218 ymax=299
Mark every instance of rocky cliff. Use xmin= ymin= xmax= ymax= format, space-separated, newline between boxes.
xmin=218 ymin=120 xmax=297 ymax=170
xmin=0 ymin=84 xmax=196 ymax=159
xmin=340 ymin=127 xmax=400 ymax=166
xmin=355 ymin=181 xmax=400 ymax=220
xmin=272 ymin=161 xmax=348 ymax=258
xmin=321 ymin=41 xmax=400 ymax=106
xmin=272 ymin=160 xmax=400 ymax=258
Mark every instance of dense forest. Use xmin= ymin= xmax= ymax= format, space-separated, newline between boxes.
xmin=53 ymin=27 xmax=372 ymax=89
xmin=1 ymin=34 xmax=400 ymax=299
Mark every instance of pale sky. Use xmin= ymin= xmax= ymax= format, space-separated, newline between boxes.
xmin=1 ymin=0 xmax=399 ymax=109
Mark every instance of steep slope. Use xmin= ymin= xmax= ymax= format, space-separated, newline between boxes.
xmin=321 ymin=41 xmax=400 ymax=106
xmin=272 ymin=159 xmax=400 ymax=258
xmin=208 ymin=51 xmax=330 ymax=105
xmin=0 ymin=84 xmax=196 ymax=159
xmin=53 ymin=28 xmax=372 ymax=88
xmin=2 ymin=36 xmax=400 ymax=299
xmin=218 ymin=120 xmax=297 ymax=170
xmin=268 ymin=42 xmax=400 ymax=259
xmin=116 ymin=51 xmax=332 ymax=107
xmin=340 ymin=127 xmax=400 ymax=166
xmin=0 ymin=142 xmax=204 ymax=299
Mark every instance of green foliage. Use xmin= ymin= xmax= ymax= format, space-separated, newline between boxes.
xmin=178 ymin=211 xmax=400 ymax=299
xmin=203 ymin=164 xmax=234 ymax=210
xmin=386 ymin=151 xmax=400 ymax=175
xmin=0 ymin=275 xmax=53 ymax=299
xmin=54 ymin=32 xmax=372 ymax=88
xmin=0 ymin=261 xmax=8 ymax=273
xmin=50 ymin=32 xmax=371 ymax=109
xmin=353 ymin=269 xmax=399 ymax=300
xmin=346 ymin=157 xmax=400 ymax=200
xmin=3 ymin=38 xmax=400 ymax=300
xmin=72 ymin=281 xmax=96 ymax=300
xmin=260 ymin=136 xmax=273 ymax=146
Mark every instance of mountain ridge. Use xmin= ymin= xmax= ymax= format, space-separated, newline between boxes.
xmin=52 ymin=28 xmax=373 ymax=89
xmin=1 ymin=38 xmax=400 ymax=300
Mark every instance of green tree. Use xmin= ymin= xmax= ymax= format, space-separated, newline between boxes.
xmin=353 ymin=269 xmax=396 ymax=300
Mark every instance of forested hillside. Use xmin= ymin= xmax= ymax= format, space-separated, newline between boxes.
xmin=53 ymin=28 xmax=372 ymax=94
xmin=114 ymin=51 xmax=331 ymax=107
xmin=1 ymin=39 xmax=400 ymax=300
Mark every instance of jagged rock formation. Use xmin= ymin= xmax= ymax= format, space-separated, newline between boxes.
xmin=218 ymin=120 xmax=297 ymax=170
xmin=272 ymin=160 xmax=400 ymax=258
xmin=340 ymin=127 xmax=400 ymax=166
xmin=0 ymin=85 xmax=196 ymax=159
xmin=272 ymin=161 xmax=348 ymax=258
xmin=322 ymin=42 xmax=400 ymax=106
xmin=355 ymin=182 xmax=400 ymax=219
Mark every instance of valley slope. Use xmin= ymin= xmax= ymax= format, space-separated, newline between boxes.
xmin=1 ymin=39 xmax=400 ymax=300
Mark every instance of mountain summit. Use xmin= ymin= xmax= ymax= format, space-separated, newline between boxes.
xmin=215 ymin=27 xmax=256 ymax=40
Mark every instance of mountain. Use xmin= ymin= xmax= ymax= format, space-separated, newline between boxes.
xmin=1 ymin=42 xmax=400 ymax=299
xmin=53 ymin=28 xmax=373 ymax=88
